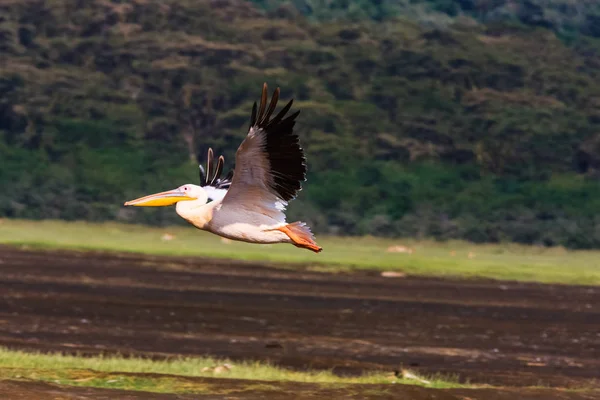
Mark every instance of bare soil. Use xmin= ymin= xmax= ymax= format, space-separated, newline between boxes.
xmin=0 ymin=246 xmax=598 ymax=399
xmin=0 ymin=377 xmax=599 ymax=400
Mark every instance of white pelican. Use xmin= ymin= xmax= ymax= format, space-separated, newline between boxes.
xmin=124 ymin=83 xmax=322 ymax=253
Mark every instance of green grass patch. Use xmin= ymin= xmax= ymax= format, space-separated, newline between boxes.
xmin=1 ymin=219 xmax=600 ymax=285
xmin=0 ymin=347 xmax=462 ymax=394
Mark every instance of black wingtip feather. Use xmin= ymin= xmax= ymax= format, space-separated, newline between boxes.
xmin=199 ymin=164 xmax=206 ymax=186
xmin=257 ymin=83 xmax=268 ymax=124
xmin=199 ymin=148 xmax=234 ymax=189
xmin=210 ymin=155 xmax=224 ymax=186
xmin=260 ymin=87 xmax=280 ymax=126
xmin=250 ymin=84 xmax=306 ymax=202
xmin=206 ymin=148 xmax=214 ymax=184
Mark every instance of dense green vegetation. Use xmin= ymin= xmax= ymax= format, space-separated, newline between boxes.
xmin=3 ymin=0 xmax=600 ymax=248
xmin=255 ymin=0 xmax=600 ymax=40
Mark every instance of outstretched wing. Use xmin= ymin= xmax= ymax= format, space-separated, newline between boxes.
xmin=219 ymin=83 xmax=306 ymax=221
xmin=199 ymin=148 xmax=234 ymax=202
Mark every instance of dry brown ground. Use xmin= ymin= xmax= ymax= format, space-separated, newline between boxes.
xmin=0 ymin=246 xmax=598 ymax=399
xmin=0 ymin=378 xmax=598 ymax=400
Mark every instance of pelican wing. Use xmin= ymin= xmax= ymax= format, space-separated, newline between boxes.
xmin=199 ymin=148 xmax=234 ymax=201
xmin=220 ymin=83 xmax=306 ymax=219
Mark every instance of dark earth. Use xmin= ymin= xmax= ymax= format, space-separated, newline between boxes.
xmin=0 ymin=246 xmax=598 ymax=399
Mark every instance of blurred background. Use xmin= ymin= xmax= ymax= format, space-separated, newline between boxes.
xmin=3 ymin=0 xmax=600 ymax=248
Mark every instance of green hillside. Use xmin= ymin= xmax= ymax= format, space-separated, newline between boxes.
xmin=3 ymin=0 xmax=600 ymax=248
xmin=255 ymin=0 xmax=600 ymax=39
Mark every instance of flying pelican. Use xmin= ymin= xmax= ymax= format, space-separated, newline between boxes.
xmin=124 ymin=83 xmax=322 ymax=253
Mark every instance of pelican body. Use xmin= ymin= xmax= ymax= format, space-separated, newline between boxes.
xmin=125 ymin=83 xmax=322 ymax=253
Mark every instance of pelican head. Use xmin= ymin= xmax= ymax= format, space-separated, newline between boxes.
xmin=124 ymin=184 xmax=208 ymax=207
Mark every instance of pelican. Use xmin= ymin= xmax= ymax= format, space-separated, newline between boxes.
xmin=124 ymin=83 xmax=322 ymax=253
